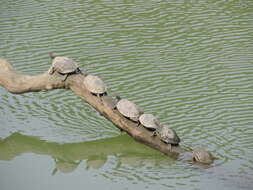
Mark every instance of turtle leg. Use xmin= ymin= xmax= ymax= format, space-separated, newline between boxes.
xmin=48 ymin=67 xmax=55 ymax=75
xmin=97 ymin=94 xmax=103 ymax=102
xmin=75 ymin=68 xmax=82 ymax=74
xmin=152 ymin=131 xmax=157 ymax=137
xmin=135 ymin=120 xmax=141 ymax=127
xmin=62 ymin=74 xmax=69 ymax=82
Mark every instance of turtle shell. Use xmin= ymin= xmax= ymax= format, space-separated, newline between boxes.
xmin=83 ymin=75 xmax=107 ymax=94
xmin=158 ymin=126 xmax=180 ymax=145
xmin=116 ymin=99 xmax=141 ymax=121
xmin=51 ymin=56 xmax=78 ymax=74
xmin=139 ymin=113 xmax=159 ymax=130
xmin=102 ymin=96 xmax=117 ymax=109
xmin=192 ymin=148 xmax=214 ymax=164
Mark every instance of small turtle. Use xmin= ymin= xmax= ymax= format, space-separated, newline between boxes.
xmin=116 ymin=98 xmax=143 ymax=122
xmin=192 ymin=147 xmax=214 ymax=164
xmin=102 ymin=95 xmax=118 ymax=109
xmin=139 ymin=113 xmax=160 ymax=131
xmin=48 ymin=53 xmax=82 ymax=81
xmin=83 ymin=74 xmax=107 ymax=99
xmin=154 ymin=126 xmax=181 ymax=145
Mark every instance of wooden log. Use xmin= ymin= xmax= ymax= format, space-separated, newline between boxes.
xmin=0 ymin=58 xmax=184 ymax=159
xmin=0 ymin=59 xmax=65 ymax=93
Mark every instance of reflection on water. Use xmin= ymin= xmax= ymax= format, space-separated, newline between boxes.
xmin=52 ymin=158 xmax=81 ymax=175
xmin=0 ymin=133 xmax=252 ymax=190
xmin=0 ymin=0 xmax=253 ymax=189
xmin=0 ymin=133 xmax=173 ymax=167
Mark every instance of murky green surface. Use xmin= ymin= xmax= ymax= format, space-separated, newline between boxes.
xmin=0 ymin=0 xmax=253 ymax=189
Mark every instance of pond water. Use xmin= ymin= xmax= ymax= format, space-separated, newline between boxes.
xmin=0 ymin=0 xmax=253 ymax=189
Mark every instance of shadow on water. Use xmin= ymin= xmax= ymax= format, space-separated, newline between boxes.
xmin=1 ymin=0 xmax=253 ymax=189
xmin=0 ymin=133 xmax=182 ymax=173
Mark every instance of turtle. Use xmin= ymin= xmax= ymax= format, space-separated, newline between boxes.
xmin=139 ymin=113 xmax=160 ymax=131
xmin=83 ymin=74 xmax=107 ymax=99
xmin=154 ymin=126 xmax=181 ymax=145
xmin=192 ymin=147 xmax=214 ymax=164
xmin=102 ymin=95 xmax=120 ymax=109
xmin=116 ymin=98 xmax=143 ymax=122
xmin=48 ymin=53 xmax=82 ymax=81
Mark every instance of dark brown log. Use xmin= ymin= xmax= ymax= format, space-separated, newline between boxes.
xmin=0 ymin=58 xmax=184 ymax=159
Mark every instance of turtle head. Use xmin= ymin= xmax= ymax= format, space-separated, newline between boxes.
xmin=154 ymin=119 xmax=161 ymax=128
xmin=114 ymin=94 xmax=121 ymax=101
xmin=139 ymin=109 xmax=144 ymax=115
xmin=83 ymin=72 xmax=88 ymax=77
xmin=49 ymin=52 xmax=56 ymax=59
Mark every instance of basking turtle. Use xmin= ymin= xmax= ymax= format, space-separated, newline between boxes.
xmin=116 ymin=98 xmax=143 ymax=122
xmin=83 ymin=74 xmax=107 ymax=99
xmin=102 ymin=95 xmax=118 ymax=109
xmin=139 ymin=113 xmax=160 ymax=131
xmin=154 ymin=126 xmax=181 ymax=145
xmin=48 ymin=53 xmax=82 ymax=81
xmin=192 ymin=147 xmax=214 ymax=164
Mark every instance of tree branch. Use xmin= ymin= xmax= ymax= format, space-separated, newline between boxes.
xmin=0 ymin=59 xmax=66 ymax=94
xmin=0 ymin=58 xmax=184 ymax=159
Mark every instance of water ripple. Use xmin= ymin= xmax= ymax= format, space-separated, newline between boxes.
xmin=0 ymin=0 xmax=253 ymax=189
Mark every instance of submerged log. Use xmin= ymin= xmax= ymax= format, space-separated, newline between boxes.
xmin=0 ymin=58 xmax=186 ymax=159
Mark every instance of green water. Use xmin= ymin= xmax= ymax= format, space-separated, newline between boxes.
xmin=0 ymin=0 xmax=253 ymax=189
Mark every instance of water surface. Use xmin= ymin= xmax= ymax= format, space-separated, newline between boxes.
xmin=0 ymin=0 xmax=253 ymax=189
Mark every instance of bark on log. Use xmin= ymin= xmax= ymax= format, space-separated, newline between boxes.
xmin=0 ymin=58 xmax=184 ymax=159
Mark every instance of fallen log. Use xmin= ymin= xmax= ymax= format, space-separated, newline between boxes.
xmin=0 ymin=58 xmax=191 ymax=161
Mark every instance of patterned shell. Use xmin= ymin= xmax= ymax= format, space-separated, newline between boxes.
xmin=192 ymin=148 xmax=214 ymax=164
xmin=139 ymin=113 xmax=160 ymax=130
xmin=158 ymin=126 xmax=181 ymax=145
xmin=116 ymin=99 xmax=141 ymax=120
xmin=83 ymin=75 xmax=107 ymax=94
xmin=51 ymin=56 xmax=78 ymax=74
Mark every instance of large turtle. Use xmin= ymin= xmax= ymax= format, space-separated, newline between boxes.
xmin=154 ymin=126 xmax=181 ymax=145
xmin=192 ymin=147 xmax=214 ymax=164
xmin=116 ymin=98 xmax=143 ymax=122
xmin=139 ymin=113 xmax=160 ymax=131
xmin=83 ymin=74 xmax=107 ymax=99
xmin=48 ymin=53 xmax=82 ymax=81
